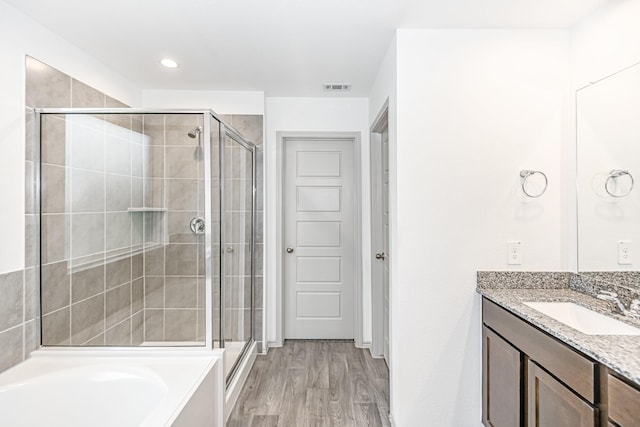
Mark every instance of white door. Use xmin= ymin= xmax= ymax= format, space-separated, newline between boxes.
xmin=380 ymin=126 xmax=390 ymax=363
xmin=371 ymin=114 xmax=390 ymax=364
xmin=284 ymin=138 xmax=355 ymax=339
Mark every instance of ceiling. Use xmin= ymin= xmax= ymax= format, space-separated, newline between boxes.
xmin=7 ymin=0 xmax=610 ymax=96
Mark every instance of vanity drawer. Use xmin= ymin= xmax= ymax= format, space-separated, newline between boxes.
xmin=483 ymin=298 xmax=596 ymax=403
xmin=608 ymin=374 xmax=640 ymax=427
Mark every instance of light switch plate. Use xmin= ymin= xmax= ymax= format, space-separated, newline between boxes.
xmin=507 ymin=241 xmax=522 ymax=265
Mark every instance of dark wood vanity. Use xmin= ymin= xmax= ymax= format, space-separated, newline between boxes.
xmin=482 ymin=297 xmax=640 ymax=427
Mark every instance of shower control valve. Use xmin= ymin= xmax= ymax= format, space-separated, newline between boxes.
xmin=190 ymin=217 xmax=205 ymax=235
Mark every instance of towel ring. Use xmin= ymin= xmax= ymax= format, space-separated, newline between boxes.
xmin=605 ymin=170 xmax=634 ymax=198
xmin=520 ymin=170 xmax=548 ymax=198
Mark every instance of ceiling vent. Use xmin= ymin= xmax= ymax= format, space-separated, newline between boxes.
xmin=323 ymin=83 xmax=352 ymax=92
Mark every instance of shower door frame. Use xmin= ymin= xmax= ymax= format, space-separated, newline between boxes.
xmin=35 ymin=108 xmax=257 ymax=358
xmin=219 ymin=122 xmax=257 ymax=384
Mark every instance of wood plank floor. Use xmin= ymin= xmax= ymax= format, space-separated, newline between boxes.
xmin=227 ymin=340 xmax=390 ymax=427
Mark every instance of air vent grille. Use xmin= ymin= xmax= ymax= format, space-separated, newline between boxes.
xmin=323 ymin=83 xmax=352 ymax=92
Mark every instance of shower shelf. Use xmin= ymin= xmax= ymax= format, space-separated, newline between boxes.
xmin=127 ymin=207 xmax=168 ymax=213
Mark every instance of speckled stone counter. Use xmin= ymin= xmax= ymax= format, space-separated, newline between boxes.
xmin=477 ymin=287 xmax=640 ymax=386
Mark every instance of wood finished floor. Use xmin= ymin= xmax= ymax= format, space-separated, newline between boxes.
xmin=227 ymin=340 xmax=390 ymax=427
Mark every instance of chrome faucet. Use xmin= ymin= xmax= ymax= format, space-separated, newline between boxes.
xmin=597 ymin=291 xmax=640 ymax=319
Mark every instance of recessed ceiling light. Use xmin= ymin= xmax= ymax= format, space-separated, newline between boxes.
xmin=160 ymin=58 xmax=179 ymax=69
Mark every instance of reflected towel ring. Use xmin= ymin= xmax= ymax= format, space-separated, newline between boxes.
xmin=520 ymin=170 xmax=548 ymax=198
xmin=605 ymin=170 xmax=634 ymax=198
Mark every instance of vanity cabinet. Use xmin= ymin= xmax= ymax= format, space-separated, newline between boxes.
xmin=527 ymin=360 xmax=595 ymax=427
xmin=482 ymin=326 xmax=521 ymax=427
xmin=607 ymin=373 xmax=640 ymax=427
xmin=482 ymin=298 xmax=598 ymax=427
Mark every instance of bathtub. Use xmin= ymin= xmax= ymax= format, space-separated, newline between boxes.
xmin=0 ymin=350 xmax=223 ymax=427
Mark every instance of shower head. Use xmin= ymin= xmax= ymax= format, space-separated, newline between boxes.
xmin=188 ymin=126 xmax=203 ymax=139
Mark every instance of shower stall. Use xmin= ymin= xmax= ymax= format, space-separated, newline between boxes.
xmin=36 ymin=109 xmax=259 ymax=383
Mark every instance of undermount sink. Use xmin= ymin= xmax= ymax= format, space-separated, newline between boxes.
xmin=523 ymin=301 xmax=640 ymax=336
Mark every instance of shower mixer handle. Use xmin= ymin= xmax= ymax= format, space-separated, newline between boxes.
xmin=190 ymin=217 xmax=205 ymax=235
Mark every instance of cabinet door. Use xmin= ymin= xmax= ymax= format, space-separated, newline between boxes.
xmin=483 ymin=326 xmax=522 ymax=427
xmin=528 ymin=361 xmax=596 ymax=427
xmin=608 ymin=373 xmax=640 ymax=427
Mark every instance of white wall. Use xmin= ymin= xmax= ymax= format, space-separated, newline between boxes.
xmin=367 ymin=36 xmax=399 ymax=421
xmin=264 ymin=97 xmax=372 ymax=345
xmin=0 ymin=0 xmax=141 ymax=274
xmin=391 ymin=29 xmax=569 ymax=426
xmin=142 ymin=90 xmax=265 ymax=114
xmin=571 ymin=0 xmax=640 ymax=88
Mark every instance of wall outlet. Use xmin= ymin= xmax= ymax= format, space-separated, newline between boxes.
xmin=618 ymin=241 xmax=632 ymax=265
xmin=507 ymin=241 xmax=522 ymax=265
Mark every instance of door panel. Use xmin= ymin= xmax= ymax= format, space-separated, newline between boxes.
xmin=482 ymin=326 xmax=522 ymax=427
xmin=284 ymin=139 xmax=355 ymax=339
xmin=381 ymin=125 xmax=390 ymax=363
xmin=528 ymin=360 xmax=596 ymax=427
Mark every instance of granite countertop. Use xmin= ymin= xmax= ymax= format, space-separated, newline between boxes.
xmin=477 ymin=287 xmax=640 ymax=386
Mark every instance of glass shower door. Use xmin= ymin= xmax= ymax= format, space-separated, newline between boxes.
xmin=222 ymin=127 xmax=254 ymax=379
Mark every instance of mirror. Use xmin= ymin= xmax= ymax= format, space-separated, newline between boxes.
xmin=576 ymin=61 xmax=640 ymax=290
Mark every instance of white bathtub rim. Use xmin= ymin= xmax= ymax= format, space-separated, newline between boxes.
xmin=0 ymin=349 xmax=224 ymax=427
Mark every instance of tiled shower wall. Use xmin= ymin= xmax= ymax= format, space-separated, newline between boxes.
xmin=141 ymin=114 xmax=207 ymax=343
xmin=0 ymin=56 xmax=135 ymax=372
xmin=26 ymin=57 xmax=148 ymax=347
xmin=0 ymin=57 xmax=266 ymax=373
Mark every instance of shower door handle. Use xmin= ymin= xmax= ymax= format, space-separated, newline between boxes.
xmin=286 ymin=247 xmax=294 ymax=254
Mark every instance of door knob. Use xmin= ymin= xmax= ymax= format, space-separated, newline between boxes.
xmin=286 ymin=247 xmax=294 ymax=254
xmin=375 ymin=252 xmax=386 ymax=260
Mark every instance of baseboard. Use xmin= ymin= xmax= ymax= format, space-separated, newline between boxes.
xmin=224 ymin=341 xmax=257 ymax=422
xmin=267 ymin=340 xmax=283 ymax=348
xmin=389 ymin=412 xmax=397 ymax=427
xmin=355 ymin=341 xmax=371 ymax=349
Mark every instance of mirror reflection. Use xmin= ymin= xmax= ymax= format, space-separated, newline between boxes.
xmin=577 ymin=61 xmax=640 ymax=290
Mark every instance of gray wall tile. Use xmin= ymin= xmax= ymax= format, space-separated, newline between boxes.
xmin=0 ymin=327 xmax=23 ymax=373
xmin=165 ymin=277 xmax=197 ymax=308
xmin=71 ymin=79 xmax=105 ymax=108
xmin=71 ymin=294 xmax=105 ymax=345
xmin=165 ymin=310 xmax=197 ymax=341
xmin=40 ymin=114 xmax=66 ymax=166
xmin=106 ymin=283 xmax=131 ymax=329
xmin=132 ymin=311 xmax=144 ymax=345
xmin=40 ymin=261 xmax=69 ymax=315
xmin=144 ymin=309 xmax=164 ymax=342
xmin=72 ymin=265 xmax=104 ymax=303
xmin=42 ymin=308 xmax=70 ymax=345
xmin=132 ymin=278 xmax=144 ymax=313
xmin=106 ymin=257 xmax=131 ymax=289
xmin=105 ymin=318 xmax=131 ymax=346
xmin=144 ymin=276 xmax=165 ymax=308
xmin=41 ymin=214 xmax=67 ymax=264
xmin=41 ymin=164 xmax=65 ymax=213
xmin=0 ymin=270 xmax=24 ymax=332
xmin=165 ymin=244 xmax=197 ymax=276
xmin=25 ymin=56 xmax=71 ymax=108
xmin=167 ymin=179 xmax=198 ymax=210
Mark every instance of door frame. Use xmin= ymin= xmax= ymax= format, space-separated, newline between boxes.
xmin=275 ymin=131 xmax=363 ymax=347
xmin=370 ymin=101 xmax=389 ymax=359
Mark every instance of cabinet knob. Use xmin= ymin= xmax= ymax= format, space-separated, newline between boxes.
xmin=286 ymin=247 xmax=294 ymax=254
xmin=375 ymin=253 xmax=386 ymax=260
